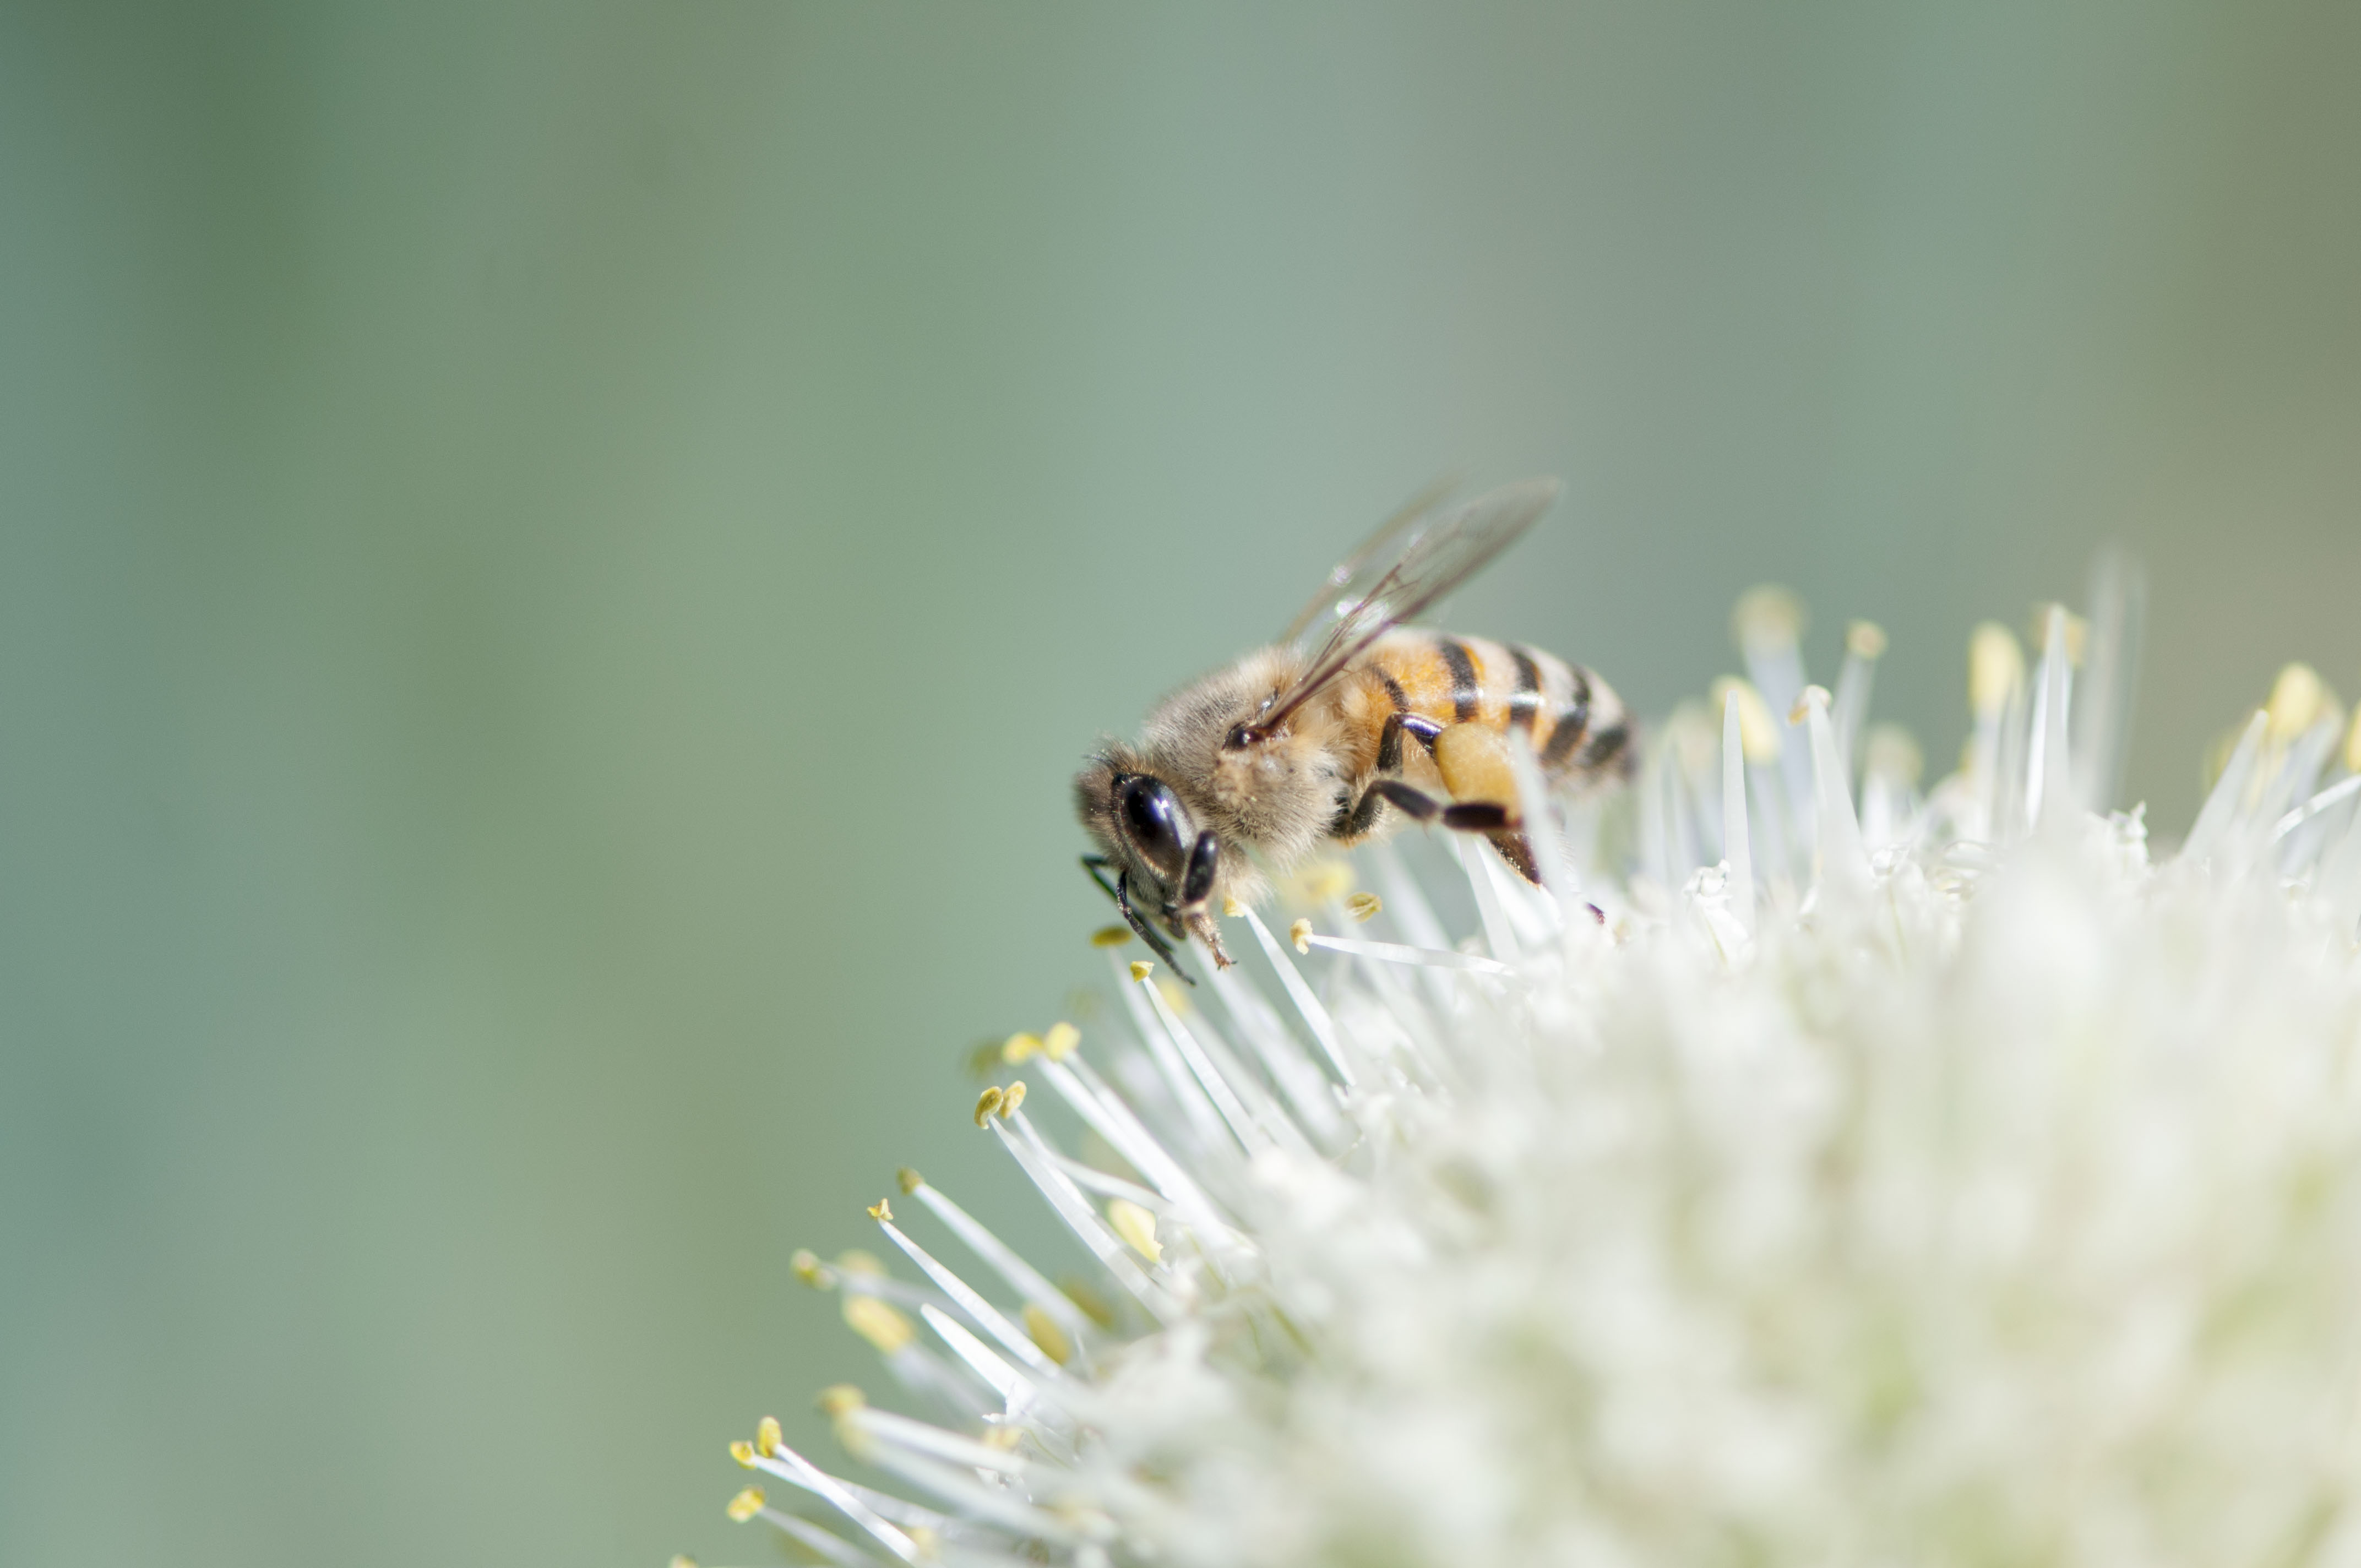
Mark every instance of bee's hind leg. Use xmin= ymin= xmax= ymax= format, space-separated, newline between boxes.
xmin=1361 ymin=781 xmax=1544 ymax=885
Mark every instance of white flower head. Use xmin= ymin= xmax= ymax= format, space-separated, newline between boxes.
xmin=707 ymin=567 xmax=2361 ymax=1568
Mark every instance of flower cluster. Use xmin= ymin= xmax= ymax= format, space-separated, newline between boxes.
xmin=700 ymin=571 xmax=2361 ymax=1568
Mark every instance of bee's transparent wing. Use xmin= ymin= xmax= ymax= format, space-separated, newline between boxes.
xmin=1254 ymin=477 xmax=1562 ymax=734
xmin=1277 ymin=475 xmax=1464 ymax=651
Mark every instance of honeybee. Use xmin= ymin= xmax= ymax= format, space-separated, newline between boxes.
xmin=1075 ymin=478 xmax=1631 ymax=979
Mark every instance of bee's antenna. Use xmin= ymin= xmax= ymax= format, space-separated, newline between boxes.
xmin=1079 ymin=855 xmax=1198 ymax=984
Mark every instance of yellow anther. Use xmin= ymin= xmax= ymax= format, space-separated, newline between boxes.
xmin=1155 ymin=977 xmax=1191 ymax=1014
xmin=1711 ymin=677 xmax=1781 ymax=763
xmin=1089 ymin=925 xmax=1133 ymax=948
xmin=909 ymin=1526 xmax=940 ymax=1559
xmin=1288 ymin=917 xmax=1313 ymax=954
xmin=1865 ymin=725 xmax=1924 ymax=787
xmin=1002 ymin=1031 xmax=1041 ymax=1063
xmin=1128 ymin=960 xmax=1153 ymax=982
xmin=981 ymin=1423 xmax=1024 ymax=1452
xmin=1042 ymin=1021 xmax=1079 ymax=1060
xmin=1346 ymin=891 xmax=1383 ymax=923
xmin=843 ymin=1294 xmax=915 ymax=1355
xmin=833 ymin=1408 xmax=875 ymax=1461
xmin=790 ymin=1248 xmax=830 ymax=1289
xmin=1299 ymin=859 xmax=1354 ymax=903
xmin=2028 ymin=605 xmax=2088 ymax=665
xmin=1022 ymin=1302 xmax=1073 ymax=1365
xmin=1060 ymin=1277 xmax=1117 ymax=1329
xmin=973 ymin=1086 xmax=1004 ymax=1128
xmin=1107 ymin=1197 xmax=1162 ymax=1263
xmin=1731 ymin=584 xmax=1807 ymax=652
xmin=1845 ymin=620 xmax=1887 ymax=660
xmin=866 ymin=1197 xmax=893 ymax=1223
xmin=815 ymin=1383 xmax=867 ymax=1417
xmin=1001 ymin=1080 xmax=1026 ymax=1116
xmin=2348 ymin=711 xmax=2361 ymax=776
xmin=726 ymin=1487 xmax=765 ymax=1523
xmin=1221 ymin=894 xmax=1246 ymax=918
xmin=671 ymin=1556 xmax=699 ymax=1568
xmin=730 ymin=1438 xmax=757 ymax=1467
xmin=755 ymin=1414 xmax=782 ymax=1458
xmin=1787 ymin=684 xmax=1832 ymax=725
xmin=1969 ymin=623 xmax=2025 ymax=718
xmin=2267 ymin=662 xmax=2331 ymax=741
xmin=896 ymin=1167 xmax=923 ymax=1195
xmin=835 ymin=1249 xmax=884 ymax=1277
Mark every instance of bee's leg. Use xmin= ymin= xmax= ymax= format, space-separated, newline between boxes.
xmin=1368 ymin=778 xmax=1443 ymax=821
xmin=1361 ymin=785 xmax=1545 ymax=885
xmin=1081 ymin=854 xmax=1123 ymax=903
xmin=1084 ymin=857 xmax=1198 ymax=985
xmin=1375 ymin=711 xmax=1445 ymax=774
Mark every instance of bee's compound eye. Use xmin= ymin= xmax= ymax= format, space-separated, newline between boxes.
xmin=1114 ymin=776 xmax=1191 ymax=881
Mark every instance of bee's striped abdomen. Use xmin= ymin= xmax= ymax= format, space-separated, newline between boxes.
xmin=1361 ymin=629 xmax=1628 ymax=783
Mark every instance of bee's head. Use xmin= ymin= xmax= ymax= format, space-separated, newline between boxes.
xmin=1074 ymin=750 xmax=1196 ymax=905
xmin=1074 ymin=749 xmax=1231 ymax=974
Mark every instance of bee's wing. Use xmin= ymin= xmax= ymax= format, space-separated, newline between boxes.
xmin=1276 ymin=474 xmax=1465 ymax=650
xmin=1256 ymin=477 xmax=1561 ymax=733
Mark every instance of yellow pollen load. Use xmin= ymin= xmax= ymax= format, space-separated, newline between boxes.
xmin=843 ymin=1293 xmax=915 ymax=1355
xmin=816 ymin=1383 xmax=867 ymax=1416
xmin=726 ymin=1488 xmax=765 ymax=1523
xmin=1022 ymin=1301 xmax=1073 ymax=1365
xmin=1432 ymin=722 xmax=1517 ymax=807
xmin=1088 ymin=924 xmax=1132 ymax=948
xmin=756 ymin=1414 xmax=782 ymax=1458
xmin=896 ymin=1166 xmax=924 ymax=1194
xmin=1846 ymin=619 xmax=1888 ymax=660
xmin=2267 ymin=662 xmax=2333 ymax=741
xmin=1042 ymin=1021 xmax=1079 ymax=1060
xmin=973 ymin=1086 xmax=1004 ymax=1127
xmin=1107 ymin=1197 xmax=1162 ymax=1262
xmin=730 ymin=1438 xmax=757 ymax=1467
xmin=1289 ymin=917 xmax=1313 ymax=954
xmin=1969 ymin=623 xmax=2025 ymax=718
xmin=1346 ymin=891 xmax=1383 ymax=923
xmin=1002 ymin=1080 xmax=1027 ymax=1115
xmin=790 ymin=1248 xmax=828 ymax=1288
xmin=1221 ymin=894 xmax=1246 ymax=918
xmin=1128 ymin=960 xmax=1153 ymax=982
xmin=1731 ymin=584 xmax=1807 ymax=653
xmin=1711 ymin=677 xmax=1781 ymax=764
xmin=867 ymin=1197 xmax=893 ymax=1223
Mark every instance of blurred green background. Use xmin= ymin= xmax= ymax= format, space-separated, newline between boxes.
xmin=3 ymin=2 xmax=2356 ymax=1564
